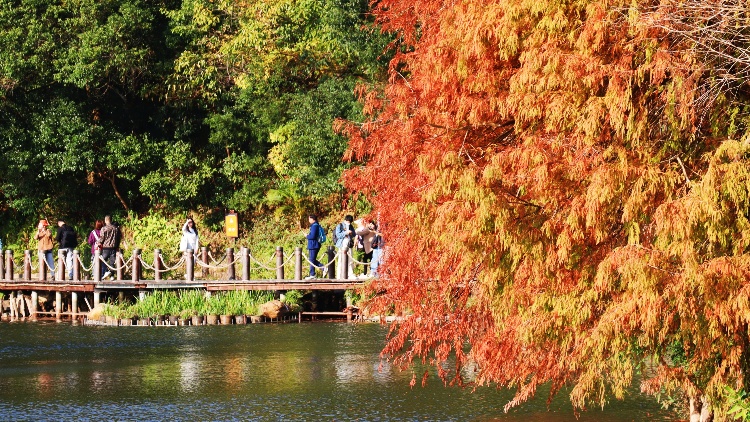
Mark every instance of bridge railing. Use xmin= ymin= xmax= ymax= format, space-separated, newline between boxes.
xmin=0 ymin=246 xmax=371 ymax=283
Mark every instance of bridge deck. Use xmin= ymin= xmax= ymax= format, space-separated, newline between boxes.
xmin=0 ymin=279 xmax=363 ymax=292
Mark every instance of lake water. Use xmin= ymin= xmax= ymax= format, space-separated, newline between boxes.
xmin=0 ymin=321 xmax=678 ymax=421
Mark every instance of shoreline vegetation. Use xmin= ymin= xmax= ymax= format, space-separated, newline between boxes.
xmin=93 ymin=289 xmax=296 ymax=325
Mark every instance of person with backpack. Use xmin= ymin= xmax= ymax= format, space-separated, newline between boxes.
xmin=56 ymin=219 xmax=78 ymax=280
xmin=305 ymin=214 xmax=325 ymax=279
xmin=334 ymin=215 xmax=357 ymax=279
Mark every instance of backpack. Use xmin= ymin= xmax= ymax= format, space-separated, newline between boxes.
xmin=318 ymin=224 xmax=327 ymax=244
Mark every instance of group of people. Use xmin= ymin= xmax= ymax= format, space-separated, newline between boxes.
xmin=305 ymin=214 xmax=384 ymax=280
xmin=32 ymin=212 xmax=375 ymax=281
xmin=35 ymin=216 xmax=121 ymax=280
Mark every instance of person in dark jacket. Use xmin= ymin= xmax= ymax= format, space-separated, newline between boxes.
xmin=97 ymin=215 xmax=120 ymax=279
xmin=56 ymin=219 xmax=78 ymax=280
xmin=305 ymin=215 xmax=324 ymax=279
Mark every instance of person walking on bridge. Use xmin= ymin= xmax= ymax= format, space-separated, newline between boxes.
xmin=35 ymin=219 xmax=55 ymax=275
xmin=56 ymin=219 xmax=78 ymax=280
xmin=305 ymin=214 xmax=324 ymax=279
xmin=98 ymin=215 xmax=119 ymax=279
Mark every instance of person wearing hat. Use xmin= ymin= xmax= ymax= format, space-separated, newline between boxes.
xmin=56 ymin=219 xmax=78 ymax=280
xmin=35 ymin=219 xmax=55 ymax=274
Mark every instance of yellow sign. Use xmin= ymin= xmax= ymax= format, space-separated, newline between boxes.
xmin=225 ymin=213 xmax=238 ymax=238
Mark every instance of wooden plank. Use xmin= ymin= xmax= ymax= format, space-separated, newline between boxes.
xmin=0 ymin=283 xmax=95 ymax=292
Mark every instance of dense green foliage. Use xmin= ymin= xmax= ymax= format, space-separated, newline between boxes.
xmin=0 ymin=0 xmax=390 ymax=241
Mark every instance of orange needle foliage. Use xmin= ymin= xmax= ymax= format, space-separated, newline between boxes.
xmin=341 ymin=0 xmax=750 ymax=415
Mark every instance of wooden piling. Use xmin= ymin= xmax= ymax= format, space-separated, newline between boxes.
xmin=8 ymin=291 xmax=15 ymax=319
xmin=55 ymin=291 xmax=62 ymax=320
xmin=71 ymin=292 xmax=78 ymax=319
xmin=0 ymin=249 xmax=4 ymax=281
xmin=30 ymin=291 xmax=38 ymax=320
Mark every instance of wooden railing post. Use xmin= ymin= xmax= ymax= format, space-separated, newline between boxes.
xmin=0 ymin=249 xmax=5 ymax=281
xmin=201 ymin=247 xmax=209 ymax=278
xmin=241 ymin=247 xmax=249 ymax=281
xmin=23 ymin=250 xmax=31 ymax=280
xmin=131 ymin=249 xmax=141 ymax=282
xmin=226 ymin=248 xmax=235 ymax=280
xmin=276 ymin=246 xmax=284 ymax=280
xmin=337 ymin=247 xmax=349 ymax=280
xmin=154 ymin=249 xmax=162 ymax=282
xmin=116 ymin=252 xmax=124 ymax=281
xmin=326 ymin=246 xmax=336 ymax=280
xmin=93 ymin=250 xmax=101 ymax=282
xmin=38 ymin=251 xmax=47 ymax=282
xmin=6 ymin=250 xmax=14 ymax=281
xmin=186 ymin=249 xmax=194 ymax=281
xmin=294 ymin=247 xmax=302 ymax=281
xmin=72 ymin=250 xmax=80 ymax=281
xmin=57 ymin=249 xmax=66 ymax=281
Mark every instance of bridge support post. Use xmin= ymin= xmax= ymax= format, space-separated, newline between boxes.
xmin=24 ymin=250 xmax=31 ymax=280
xmin=55 ymin=291 xmax=62 ymax=321
xmin=294 ymin=247 xmax=302 ymax=281
xmin=93 ymin=290 xmax=101 ymax=308
xmin=30 ymin=291 xmax=38 ymax=320
xmin=326 ymin=246 xmax=336 ymax=280
xmin=8 ymin=291 xmax=15 ymax=319
xmin=71 ymin=292 xmax=78 ymax=320
xmin=276 ymin=247 xmax=284 ymax=280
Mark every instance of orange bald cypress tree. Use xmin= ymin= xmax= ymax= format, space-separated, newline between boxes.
xmin=341 ymin=0 xmax=750 ymax=418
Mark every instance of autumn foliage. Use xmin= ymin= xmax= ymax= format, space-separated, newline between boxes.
xmin=342 ymin=0 xmax=750 ymax=416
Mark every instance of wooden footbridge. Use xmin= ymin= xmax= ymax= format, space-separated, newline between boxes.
xmin=0 ymin=246 xmax=368 ymax=320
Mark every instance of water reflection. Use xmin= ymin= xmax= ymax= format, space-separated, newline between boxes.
xmin=0 ymin=322 xmax=679 ymax=421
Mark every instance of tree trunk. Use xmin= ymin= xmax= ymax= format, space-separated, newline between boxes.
xmin=689 ymin=396 xmax=713 ymax=422
xmin=104 ymin=172 xmax=129 ymax=212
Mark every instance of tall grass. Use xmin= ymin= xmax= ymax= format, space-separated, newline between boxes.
xmin=97 ymin=289 xmax=284 ymax=320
